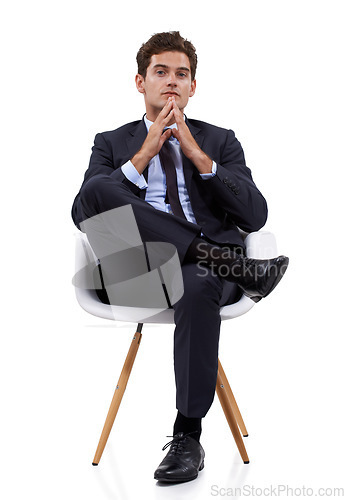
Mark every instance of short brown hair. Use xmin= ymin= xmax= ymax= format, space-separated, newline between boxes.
xmin=136 ymin=31 xmax=197 ymax=80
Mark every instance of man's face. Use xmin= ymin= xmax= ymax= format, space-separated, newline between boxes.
xmin=136 ymin=51 xmax=196 ymax=121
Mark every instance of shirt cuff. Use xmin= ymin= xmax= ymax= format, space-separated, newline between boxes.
xmin=200 ymin=161 xmax=217 ymax=180
xmin=121 ymin=160 xmax=148 ymax=189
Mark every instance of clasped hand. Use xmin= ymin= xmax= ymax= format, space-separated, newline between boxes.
xmin=131 ymin=97 xmax=212 ymax=175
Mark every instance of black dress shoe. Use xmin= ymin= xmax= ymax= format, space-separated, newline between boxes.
xmin=229 ymin=255 xmax=289 ymax=302
xmin=154 ymin=432 xmax=205 ymax=483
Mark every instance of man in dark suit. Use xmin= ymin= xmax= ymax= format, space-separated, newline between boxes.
xmin=72 ymin=31 xmax=288 ymax=483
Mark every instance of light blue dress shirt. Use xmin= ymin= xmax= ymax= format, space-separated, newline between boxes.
xmin=121 ymin=115 xmax=217 ymax=223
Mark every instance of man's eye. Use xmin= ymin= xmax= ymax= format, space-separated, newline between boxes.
xmin=157 ymin=70 xmax=165 ymax=75
xmin=178 ymin=73 xmax=187 ymax=78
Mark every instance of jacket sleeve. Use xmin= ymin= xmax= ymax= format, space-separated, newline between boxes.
xmin=71 ymin=133 xmax=140 ymax=229
xmin=203 ymin=129 xmax=268 ymax=232
xmin=78 ymin=133 xmax=138 ymax=187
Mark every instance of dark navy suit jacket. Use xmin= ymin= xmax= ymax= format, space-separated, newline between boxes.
xmin=72 ymin=117 xmax=268 ymax=248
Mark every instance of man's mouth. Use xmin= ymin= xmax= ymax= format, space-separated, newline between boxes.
xmin=163 ymin=92 xmax=179 ymax=96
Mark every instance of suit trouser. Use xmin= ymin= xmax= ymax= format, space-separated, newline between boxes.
xmin=77 ymin=174 xmax=240 ymax=418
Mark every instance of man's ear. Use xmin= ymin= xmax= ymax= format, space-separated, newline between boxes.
xmin=189 ymin=79 xmax=196 ymax=98
xmin=135 ymin=74 xmax=145 ymax=94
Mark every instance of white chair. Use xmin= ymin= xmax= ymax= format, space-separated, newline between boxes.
xmin=74 ymin=230 xmax=278 ymax=466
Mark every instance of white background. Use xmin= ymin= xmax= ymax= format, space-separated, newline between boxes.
xmin=1 ymin=0 xmax=344 ymax=498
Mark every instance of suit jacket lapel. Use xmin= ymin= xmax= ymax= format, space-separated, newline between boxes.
xmin=183 ymin=118 xmax=204 ymax=195
xmin=125 ymin=118 xmax=149 ymax=197
xmin=185 ymin=118 xmax=203 ymax=148
xmin=126 ymin=117 xmax=148 ymax=160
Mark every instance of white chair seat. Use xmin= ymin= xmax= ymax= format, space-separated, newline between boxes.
xmin=74 ymin=230 xmax=278 ymax=323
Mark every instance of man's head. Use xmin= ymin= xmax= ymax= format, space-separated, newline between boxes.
xmin=135 ymin=32 xmax=197 ymax=121
xmin=136 ymin=31 xmax=197 ymax=81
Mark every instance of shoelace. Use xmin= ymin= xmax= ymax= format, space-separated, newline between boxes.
xmin=236 ymin=256 xmax=269 ymax=275
xmin=244 ymin=257 xmax=257 ymax=266
xmin=162 ymin=431 xmax=198 ymax=453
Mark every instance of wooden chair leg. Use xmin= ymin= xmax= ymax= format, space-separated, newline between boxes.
xmin=218 ymin=359 xmax=248 ymax=437
xmin=92 ymin=324 xmax=143 ymax=465
xmin=216 ymin=360 xmax=249 ymax=464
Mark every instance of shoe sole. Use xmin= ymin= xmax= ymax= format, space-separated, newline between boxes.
xmin=154 ymin=460 xmax=204 ymax=483
xmin=248 ymin=256 xmax=289 ymax=303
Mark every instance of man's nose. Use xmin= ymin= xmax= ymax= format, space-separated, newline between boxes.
xmin=167 ymin=73 xmax=177 ymax=86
